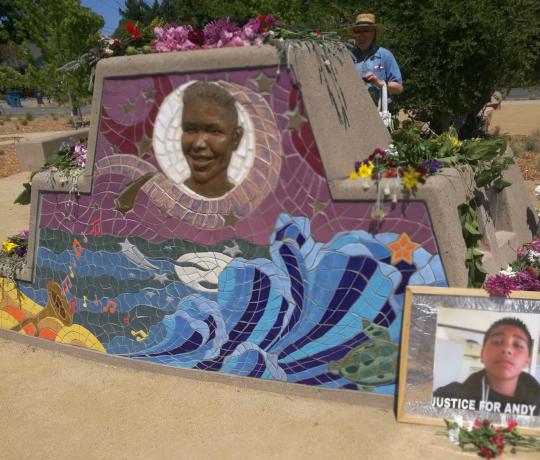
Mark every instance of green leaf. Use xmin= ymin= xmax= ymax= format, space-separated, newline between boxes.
xmin=13 ymin=182 xmax=31 ymax=205
xmin=475 ymin=170 xmax=493 ymax=187
xmin=464 ymin=221 xmax=481 ymax=235
xmin=494 ymin=178 xmax=512 ymax=192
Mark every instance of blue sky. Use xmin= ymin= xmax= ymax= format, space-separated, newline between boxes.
xmin=81 ymin=0 xmax=153 ymax=36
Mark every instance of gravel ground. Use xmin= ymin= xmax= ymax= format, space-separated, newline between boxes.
xmin=0 ymin=115 xmax=87 ymax=177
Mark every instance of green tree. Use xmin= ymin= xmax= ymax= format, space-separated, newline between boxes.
xmin=6 ymin=0 xmax=104 ymax=110
xmin=119 ymin=0 xmax=153 ymax=24
xmin=364 ymin=0 xmax=540 ymax=132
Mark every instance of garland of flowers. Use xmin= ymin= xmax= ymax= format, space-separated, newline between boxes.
xmin=484 ymin=239 xmax=540 ymax=296
xmin=444 ymin=418 xmax=540 ymax=458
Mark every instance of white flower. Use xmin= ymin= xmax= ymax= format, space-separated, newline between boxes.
xmin=448 ymin=426 xmax=460 ymax=445
xmin=385 ymin=143 xmax=399 ymax=158
xmin=500 ymin=265 xmax=517 ymax=276
xmin=527 ymin=250 xmax=540 ymax=264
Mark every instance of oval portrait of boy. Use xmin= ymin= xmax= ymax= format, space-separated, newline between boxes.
xmin=151 ymin=80 xmax=282 ymax=229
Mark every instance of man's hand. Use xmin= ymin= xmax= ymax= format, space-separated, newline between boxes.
xmin=363 ymin=72 xmax=384 ymax=88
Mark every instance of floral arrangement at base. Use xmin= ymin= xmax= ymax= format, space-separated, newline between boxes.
xmin=484 ymin=239 xmax=540 ymax=296
xmin=349 ymin=127 xmax=510 ymax=195
xmin=444 ymin=418 xmax=540 ymax=458
xmin=349 ymin=143 xmax=443 ymax=194
xmin=15 ymin=140 xmax=88 ymax=206
xmin=0 ymin=230 xmax=29 ymax=280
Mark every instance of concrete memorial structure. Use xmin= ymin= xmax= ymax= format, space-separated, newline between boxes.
xmin=0 ymin=43 xmax=535 ymax=401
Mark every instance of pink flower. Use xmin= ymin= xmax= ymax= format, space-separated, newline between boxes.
xmin=18 ymin=230 xmax=29 ymax=240
xmin=74 ymin=143 xmax=86 ymax=154
xmin=530 ymin=240 xmax=540 ymax=252
xmin=225 ymin=35 xmax=251 ymax=47
xmin=75 ymin=155 xmax=86 ymax=167
xmin=517 ymin=245 xmax=529 ymax=257
xmin=243 ymin=18 xmax=261 ymax=39
xmin=203 ymin=19 xmax=240 ymax=46
xmin=152 ymin=25 xmax=197 ymax=52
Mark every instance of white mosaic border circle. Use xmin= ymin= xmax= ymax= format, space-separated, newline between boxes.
xmin=153 ymin=80 xmax=256 ymax=198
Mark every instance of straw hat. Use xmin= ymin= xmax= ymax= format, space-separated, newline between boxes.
xmin=348 ymin=13 xmax=382 ymax=36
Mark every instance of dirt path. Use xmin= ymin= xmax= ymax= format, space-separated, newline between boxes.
xmin=491 ymin=100 xmax=540 ymax=136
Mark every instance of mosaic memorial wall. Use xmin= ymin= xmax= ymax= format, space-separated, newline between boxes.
xmin=0 ymin=45 xmax=447 ymax=396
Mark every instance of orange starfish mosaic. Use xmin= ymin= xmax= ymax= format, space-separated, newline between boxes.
xmin=387 ymin=233 xmax=421 ymax=265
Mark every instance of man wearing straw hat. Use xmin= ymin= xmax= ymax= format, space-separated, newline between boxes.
xmin=348 ymin=13 xmax=403 ymax=103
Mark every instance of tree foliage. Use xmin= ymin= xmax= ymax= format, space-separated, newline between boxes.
xmin=116 ymin=0 xmax=538 ymax=132
xmin=367 ymin=0 xmax=540 ymax=132
xmin=1 ymin=0 xmax=103 ymax=105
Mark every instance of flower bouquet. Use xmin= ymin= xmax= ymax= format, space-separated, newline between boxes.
xmin=0 ymin=230 xmax=29 ymax=279
xmin=444 ymin=418 xmax=540 ymax=458
xmin=484 ymin=240 xmax=540 ymax=296
xmin=14 ymin=140 xmax=88 ymax=205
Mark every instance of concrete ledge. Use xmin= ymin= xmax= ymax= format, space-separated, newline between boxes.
xmin=0 ymin=326 xmax=393 ymax=410
xmin=15 ymin=129 xmax=89 ymax=171
xmin=329 ymin=162 xmax=537 ymax=287
xmin=330 ymin=168 xmax=470 ymax=286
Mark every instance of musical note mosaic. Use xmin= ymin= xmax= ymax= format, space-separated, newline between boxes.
xmin=0 ymin=65 xmax=447 ymax=395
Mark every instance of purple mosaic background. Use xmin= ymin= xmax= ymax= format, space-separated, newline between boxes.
xmin=38 ymin=68 xmax=437 ymax=253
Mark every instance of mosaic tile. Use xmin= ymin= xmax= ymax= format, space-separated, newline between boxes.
xmin=2 ymin=66 xmax=449 ymax=397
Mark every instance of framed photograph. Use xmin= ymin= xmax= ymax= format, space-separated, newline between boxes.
xmin=397 ymin=286 xmax=540 ymax=434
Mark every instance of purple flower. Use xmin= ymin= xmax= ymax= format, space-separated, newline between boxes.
xmin=485 ymin=271 xmax=540 ymax=296
xmin=530 ymin=240 xmax=540 ymax=252
xmin=484 ymin=274 xmax=515 ymax=296
xmin=513 ymin=271 xmax=540 ymax=291
xmin=203 ymin=19 xmax=240 ymax=47
xmin=14 ymin=246 xmax=26 ymax=257
xmin=422 ymin=159 xmax=443 ymax=175
xmin=18 ymin=230 xmax=29 ymax=240
xmin=354 ymin=161 xmax=361 ymax=171
xmin=75 ymin=155 xmax=86 ymax=167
